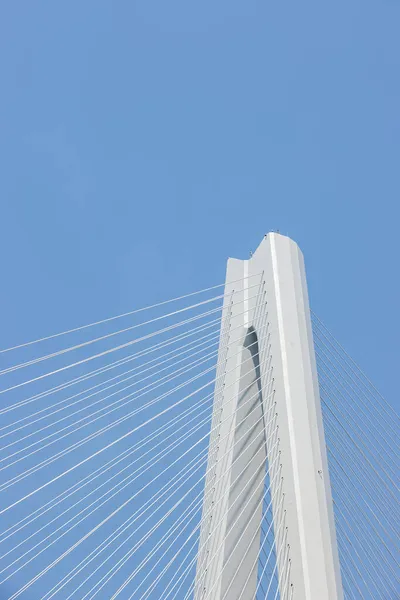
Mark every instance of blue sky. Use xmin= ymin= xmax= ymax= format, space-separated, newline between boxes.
xmin=0 ymin=2 xmax=399 ymax=598
xmin=1 ymin=0 xmax=399 ymax=404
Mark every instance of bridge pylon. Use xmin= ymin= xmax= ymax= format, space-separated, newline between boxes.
xmin=194 ymin=233 xmax=343 ymax=600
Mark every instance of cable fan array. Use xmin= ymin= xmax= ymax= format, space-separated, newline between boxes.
xmin=0 ymin=276 xmax=288 ymax=600
xmin=0 ymin=274 xmax=398 ymax=600
xmin=312 ymin=313 xmax=400 ymax=600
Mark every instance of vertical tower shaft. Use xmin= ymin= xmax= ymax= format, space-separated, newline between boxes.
xmin=194 ymin=233 xmax=343 ymax=600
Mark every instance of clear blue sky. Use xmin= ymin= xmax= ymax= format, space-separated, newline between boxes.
xmin=1 ymin=0 xmax=399 ymax=405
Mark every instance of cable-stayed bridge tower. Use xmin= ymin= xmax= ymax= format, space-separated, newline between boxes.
xmin=194 ymin=233 xmax=342 ymax=600
xmin=0 ymin=232 xmax=398 ymax=600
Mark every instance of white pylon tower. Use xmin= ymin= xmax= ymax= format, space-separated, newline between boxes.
xmin=194 ymin=233 xmax=343 ymax=600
